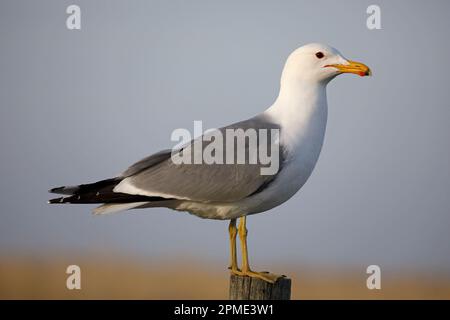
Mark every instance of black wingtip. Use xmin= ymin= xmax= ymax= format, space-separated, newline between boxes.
xmin=48 ymin=197 xmax=67 ymax=204
xmin=49 ymin=186 xmax=64 ymax=193
xmin=49 ymin=185 xmax=79 ymax=195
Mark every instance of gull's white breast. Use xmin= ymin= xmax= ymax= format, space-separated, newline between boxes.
xmin=243 ymin=93 xmax=329 ymax=216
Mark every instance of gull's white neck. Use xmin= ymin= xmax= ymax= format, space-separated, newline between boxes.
xmin=264 ymin=80 xmax=328 ymax=153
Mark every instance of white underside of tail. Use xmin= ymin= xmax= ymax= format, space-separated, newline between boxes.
xmin=93 ymin=202 xmax=149 ymax=215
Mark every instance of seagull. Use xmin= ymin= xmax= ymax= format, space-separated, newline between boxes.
xmin=49 ymin=43 xmax=371 ymax=283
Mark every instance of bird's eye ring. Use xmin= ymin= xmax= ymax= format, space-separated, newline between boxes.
xmin=315 ymin=52 xmax=324 ymax=59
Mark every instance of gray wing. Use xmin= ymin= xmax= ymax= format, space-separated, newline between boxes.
xmin=117 ymin=114 xmax=285 ymax=202
xmin=121 ymin=149 xmax=173 ymax=177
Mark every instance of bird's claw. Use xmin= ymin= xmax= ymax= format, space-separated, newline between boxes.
xmin=230 ymin=268 xmax=283 ymax=284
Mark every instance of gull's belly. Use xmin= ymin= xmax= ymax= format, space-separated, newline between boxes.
xmin=245 ymin=144 xmax=324 ymax=215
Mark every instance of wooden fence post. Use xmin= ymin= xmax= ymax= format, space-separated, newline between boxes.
xmin=229 ymin=274 xmax=291 ymax=300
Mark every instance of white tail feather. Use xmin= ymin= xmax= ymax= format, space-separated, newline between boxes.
xmin=93 ymin=202 xmax=149 ymax=215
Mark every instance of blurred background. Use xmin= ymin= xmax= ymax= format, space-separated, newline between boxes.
xmin=1 ymin=0 xmax=450 ymax=299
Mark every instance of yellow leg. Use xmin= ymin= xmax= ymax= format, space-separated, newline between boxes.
xmin=230 ymin=216 xmax=283 ymax=283
xmin=239 ymin=216 xmax=250 ymax=272
xmin=228 ymin=218 xmax=238 ymax=272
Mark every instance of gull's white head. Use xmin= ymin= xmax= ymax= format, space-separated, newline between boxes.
xmin=281 ymin=43 xmax=371 ymax=86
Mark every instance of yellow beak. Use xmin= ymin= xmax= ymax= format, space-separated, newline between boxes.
xmin=326 ymin=60 xmax=372 ymax=77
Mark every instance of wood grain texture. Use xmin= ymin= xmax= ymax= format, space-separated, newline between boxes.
xmin=229 ymin=274 xmax=291 ymax=300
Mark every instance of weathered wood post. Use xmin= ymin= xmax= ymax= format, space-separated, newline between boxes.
xmin=229 ymin=274 xmax=291 ymax=300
